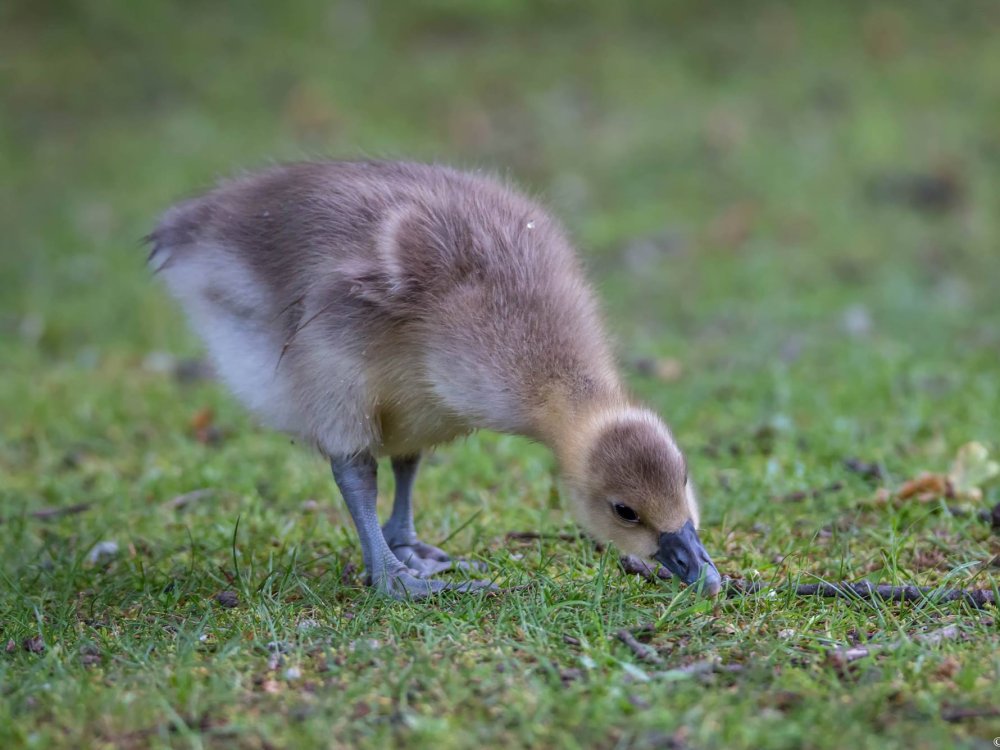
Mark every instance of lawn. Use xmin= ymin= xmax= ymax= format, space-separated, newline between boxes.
xmin=2 ymin=2 xmax=999 ymax=748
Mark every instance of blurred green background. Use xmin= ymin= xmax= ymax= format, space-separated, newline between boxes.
xmin=4 ymin=1 xmax=997 ymax=363
xmin=2 ymin=2 xmax=999 ymax=748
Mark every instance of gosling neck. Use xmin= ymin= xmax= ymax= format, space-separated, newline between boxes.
xmin=531 ymin=380 xmax=628 ymax=479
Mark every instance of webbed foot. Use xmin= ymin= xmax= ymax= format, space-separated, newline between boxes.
xmin=388 ymin=539 xmax=487 ymax=577
xmin=378 ymin=567 xmax=496 ymax=599
xmin=389 ymin=540 xmax=452 ymax=576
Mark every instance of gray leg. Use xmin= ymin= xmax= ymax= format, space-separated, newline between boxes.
xmin=382 ymin=454 xmax=453 ymax=577
xmin=330 ymin=453 xmax=491 ymax=598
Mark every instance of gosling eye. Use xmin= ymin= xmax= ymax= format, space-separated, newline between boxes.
xmin=613 ymin=503 xmax=639 ymax=524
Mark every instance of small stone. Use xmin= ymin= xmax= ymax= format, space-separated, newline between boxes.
xmin=23 ymin=636 xmax=45 ymax=654
xmin=215 ymin=590 xmax=240 ymax=608
xmin=284 ymin=666 xmax=302 ymax=680
xmin=80 ymin=645 xmax=102 ymax=666
xmin=559 ymin=668 xmax=583 ymax=684
xmin=86 ymin=541 xmax=119 ymax=565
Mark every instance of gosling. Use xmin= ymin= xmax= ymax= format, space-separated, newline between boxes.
xmin=148 ymin=161 xmax=721 ymax=598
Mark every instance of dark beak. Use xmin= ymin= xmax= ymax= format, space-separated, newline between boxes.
xmin=653 ymin=520 xmax=722 ymax=596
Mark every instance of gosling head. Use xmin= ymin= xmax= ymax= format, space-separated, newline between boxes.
xmin=564 ymin=408 xmax=721 ymax=596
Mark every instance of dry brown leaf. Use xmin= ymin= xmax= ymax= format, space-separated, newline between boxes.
xmin=891 ymin=443 xmax=998 ymax=507
xmin=190 ymin=406 xmax=214 ymax=432
xmin=936 ymin=656 xmax=961 ymax=679
xmin=897 ymin=472 xmax=951 ymax=502
xmin=189 ymin=407 xmax=224 ymax=445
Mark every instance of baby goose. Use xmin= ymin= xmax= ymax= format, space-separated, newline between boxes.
xmin=149 ymin=161 xmax=721 ymax=598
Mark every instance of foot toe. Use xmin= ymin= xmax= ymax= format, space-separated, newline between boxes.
xmin=409 ymin=556 xmax=453 ymax=577
xmin=380 ymin=571 xmax=496 ymax=599
xmin=412 ymin=541 xmax=451 ymax=563
xmin=384 ymin=573 xmax=447 ymax=599
xmin=390 ymin=544 xmax=452 ymax=577
xmin=388 ymin=540 xmax=487 ymax=578
xmin=452 ymin=559 xmax=488 ymax=573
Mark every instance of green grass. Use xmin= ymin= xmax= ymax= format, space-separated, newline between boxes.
xmin=2 ymin=2 xmax=1000 ymax=748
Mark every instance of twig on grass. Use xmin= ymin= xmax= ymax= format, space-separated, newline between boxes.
xmin=612 ymin=624 xmax=745 ymax=680
xmin=0 ymin=502 xmax=94 ymax=524
xmin=615 ymin=628 xmax=663 ymax=666
xmin=828 ymin=624 xmax=964 ymax=665
xmin=30 ymin=502 xmax=93 ymax=519
xmin=164 ymin=489 xmax=215 ymax=510
xmin=614 ymin=622 xmax=745 ymax=680
xmin=919 ymin=623 xmax=973 ymax=645
xmin=726 ymin=578 xmax=996 ymax=608
xmin=940 ymin=705 xmax=1000 ymax=722
xmin=656 ymin=659 xmax=745 ymax=679
xmin=620 ymin=552 xmax=997 ymax=609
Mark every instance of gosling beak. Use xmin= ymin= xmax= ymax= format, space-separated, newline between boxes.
xmin=653 ymin=520 xmax=722 ymax=596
